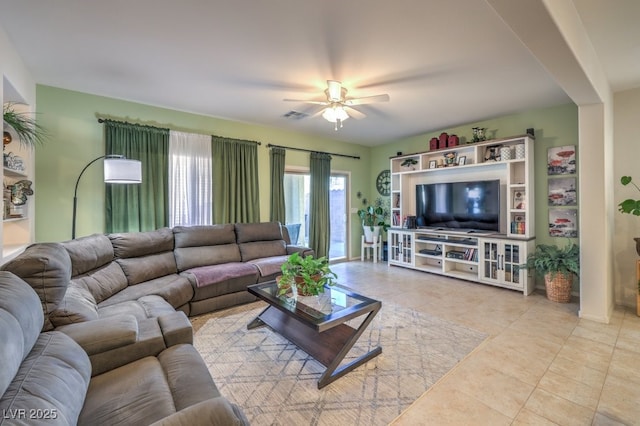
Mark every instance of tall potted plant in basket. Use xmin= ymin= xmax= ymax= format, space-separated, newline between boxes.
xmin=522 ymin=242 xmax=579 ymax=303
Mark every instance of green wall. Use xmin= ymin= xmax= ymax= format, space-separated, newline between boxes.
xmin=34 ymin=84 xmax=578 ymax=267
xmin=370 ymin=102 xmax=579 ymax=249
xmin=34 ymin=85 xmax=372 ymax=259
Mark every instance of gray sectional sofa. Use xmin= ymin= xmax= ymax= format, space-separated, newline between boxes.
xmin=0 ymin=221 xmax=313 ymax=425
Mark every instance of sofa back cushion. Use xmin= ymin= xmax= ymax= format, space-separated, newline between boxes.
xmin=0 ymin=243 xmax=72 ymax=331
xmin=173 ymin=224 xmax=241 ymax=271
xmin=63 ymin=234 xmax=128 ymax=303
xmin=49 ymin=283 xmax=99 ymax=327
xmin=109 ymin=228 xmax=179 ymax=285
xmin=0 ymin=271 xmax=44 ymax=396
xmin=235 ymin=222 xmax=287 ymax=261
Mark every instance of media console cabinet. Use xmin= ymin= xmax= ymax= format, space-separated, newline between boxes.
xmin=388 ymin=135 xmax=536 ymax=295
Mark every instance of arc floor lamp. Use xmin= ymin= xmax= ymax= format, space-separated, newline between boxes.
xmin=72 ymin=154 xmax=142 ymax=239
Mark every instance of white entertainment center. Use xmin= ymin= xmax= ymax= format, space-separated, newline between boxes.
xmin=388 ymin=135 xmax=536 ymax=295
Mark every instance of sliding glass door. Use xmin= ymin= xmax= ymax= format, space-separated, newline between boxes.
xmin=283 ymin=171 xmax=348 ymax=261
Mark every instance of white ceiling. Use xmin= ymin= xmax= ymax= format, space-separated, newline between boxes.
xmin=1 ymin=0 xmax=638 ymax=146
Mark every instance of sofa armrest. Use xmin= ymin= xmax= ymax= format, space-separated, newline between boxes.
xmin=149 ymin=398 xmax=249 ymax=426
xmin=286 ymin=245 xmax=315 ymax=257
xmin=56 ymin=315 xmax=138 ymax=355
xmin=157 ymin=311 xmax=193 ymax=346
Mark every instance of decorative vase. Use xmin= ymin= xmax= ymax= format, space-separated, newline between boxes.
xmin=363 ymin=225 xmax=381 ymax=243
xmin=500 ymin=146 xmax=512 ymax=161
xmin=515 ymin=144 xmax=525 ymax=159
xmin=544 ymin=272 xmax=572 ymax=303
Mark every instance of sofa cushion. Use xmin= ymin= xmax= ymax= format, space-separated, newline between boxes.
xmin=109 ymin=228 xmax=179 ymax=285
xmin=71 ymin=262 xmax=128 ymax=305
xmin=0 ymin=243 xmax=72 ymax=331
xmin=79 ymin=344 xmax=218 ymax=426
xmin=173 ymin=224 xmax=241 ymax=271
xmin=49 ymin=284 xmax=99 ymax=327
xmin=98 ymin=274 xmax=193 ymax=309
xmin=0 ymin=271 xmax=45 ymax=396
xmin=97 ymin=295 xmax=178 ymax=322
xmin=63 ymin=234 xmax=115 ymax=277
xmin=109 ymin=227 xmax=175 ymax=258
xmin=239 ymin=240 xmax=287 ymax=262
xmin=116 ymin=251 xmax=178 ymax=286
xmin=234 ymin=221 xmax=283 ymax=243
xmin=0 ymin=331 xmax=91 ymax=426
xmin=248 ymin=254 xmax=289 ymax=279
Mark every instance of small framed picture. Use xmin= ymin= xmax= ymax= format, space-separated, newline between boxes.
xmin=428 ymin=160 xmax=437 ymax=169
xmin=458 ymin=156 xmax=466 ymax=166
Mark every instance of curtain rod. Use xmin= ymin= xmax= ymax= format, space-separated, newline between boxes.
xmin=266 ymin=143 xmax=360 ymax=160
xmin=97 ymin=118 xmax=261 ymax=145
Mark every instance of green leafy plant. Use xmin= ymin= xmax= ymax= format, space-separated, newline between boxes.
xmin=357 ymin=205 xmax=389 ymax=232
xmin=400 ymin=158 xmax=418 ymax=168
xmin=3 ymin=103 xmax=48 ymax=148
xmin=618 ymin=176 xmax=640 ymax=215
xmin=522 ymin=242 xmax=580 ymax=280
xmin=277 ymin=252 xmax=337 ymax=296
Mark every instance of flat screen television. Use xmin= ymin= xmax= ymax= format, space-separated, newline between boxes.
xmin=415 ymin=179 xmax=501 ymax=232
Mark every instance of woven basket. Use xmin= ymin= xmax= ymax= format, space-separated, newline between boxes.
xmin=544 ymin=272 xmax=572 ymax=303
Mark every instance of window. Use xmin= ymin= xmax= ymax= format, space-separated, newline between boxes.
xmin=284 ymin=170 xmax=348 ymax=261
xmin=168 ymin=131 xmax=212 ymax=227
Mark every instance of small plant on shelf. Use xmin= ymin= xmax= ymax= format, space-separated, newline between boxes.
xmin=400 ymin=158 xmax=418 ymax=170
xmin=276 ymin=252 xmax=337 ymax=297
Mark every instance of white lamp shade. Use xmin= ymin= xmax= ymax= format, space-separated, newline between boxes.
xmin=322 ymin=106 xmax=349 ymax=123
xmin=104 ymin=158 xmax=142 ymax=183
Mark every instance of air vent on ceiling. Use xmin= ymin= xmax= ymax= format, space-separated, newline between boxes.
xmin=283 ymin=110 xmax=308 ymax=120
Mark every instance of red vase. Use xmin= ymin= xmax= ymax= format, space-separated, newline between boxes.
xmin=448 ymin=134 xmax=459 ymax=147
xmin=438 ymin=133 xmax=448 ymax=149
xmin=429 ymin=137 xmax=439 ymax=150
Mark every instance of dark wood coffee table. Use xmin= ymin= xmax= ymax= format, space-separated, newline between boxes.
xmin=247 ymin=281 xmax=382 ymax=389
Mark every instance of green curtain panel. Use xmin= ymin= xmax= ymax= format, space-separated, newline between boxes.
xmin=269 ymin=147 xmax=286 ymax=224
xmin=104 ymin=120 xmax=169 ymax=233
xmin=309 ymin=152 xmax=331 ymax=258
xmin=212 ymin=136 xmax=260 ymax=224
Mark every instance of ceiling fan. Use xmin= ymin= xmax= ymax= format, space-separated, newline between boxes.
xmin=284 ymin=80 xmax=390 ymax=130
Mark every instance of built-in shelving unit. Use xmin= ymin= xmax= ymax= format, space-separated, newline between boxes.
xmin=2 ymin=79 xmax=35 ymax=264
xmin=388 ymin=135 xmax=536 ymax=295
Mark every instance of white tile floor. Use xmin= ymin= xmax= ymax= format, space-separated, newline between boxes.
xmin=329 ymin=261 xmax=640 ymax=426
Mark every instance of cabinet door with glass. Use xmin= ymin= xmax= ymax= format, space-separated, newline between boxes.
xmin=388 ymin=230 xmax=413 ymax=267
xmin=478 ymin=239 xmax=527 ymax=291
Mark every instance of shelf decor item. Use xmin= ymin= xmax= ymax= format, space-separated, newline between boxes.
xmin=2 ymin=103 xmax=48 ymax=149
xmin=400 ymin=158 xmax=418 ymax=170
xmin=276 ymin=252 xmax=337 ymax=297
xmin=522 ymin=242 xmax=579 ymax=303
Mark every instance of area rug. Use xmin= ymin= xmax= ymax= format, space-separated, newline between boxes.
xmin=193 ymin=302 xmax=487 ymax=426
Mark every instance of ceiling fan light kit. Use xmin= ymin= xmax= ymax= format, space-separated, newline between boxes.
xmin=283 ymin=80 xmax=389 ymax=131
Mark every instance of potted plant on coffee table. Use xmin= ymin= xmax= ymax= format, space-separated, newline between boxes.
xmin=522 ymin=242 xmax=579 ymax=303
xmin=276 ymin=252 xmax=337 ymax=297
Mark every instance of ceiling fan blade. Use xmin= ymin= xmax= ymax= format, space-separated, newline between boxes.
xmin=345 ymin=94 xmax=390 ymax=106
xmin=345 ymin=106 xmax=366 ymax=120
xmin=283 ymin=98 xmax=328 ymax=105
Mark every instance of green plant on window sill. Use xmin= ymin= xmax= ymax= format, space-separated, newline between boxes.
xmin=276 ymin=252 xmax=337 ymax=297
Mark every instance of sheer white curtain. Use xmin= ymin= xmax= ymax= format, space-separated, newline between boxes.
xmin=168 ymin=130 xmax=212 ymax=227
